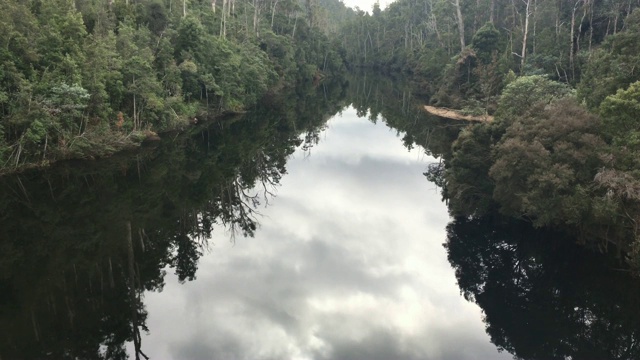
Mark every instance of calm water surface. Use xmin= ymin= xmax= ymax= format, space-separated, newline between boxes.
xmin=136 ymin=107 xmax=510 ymax=359
xmin=4 ymin=77 xmax=639 ymax=359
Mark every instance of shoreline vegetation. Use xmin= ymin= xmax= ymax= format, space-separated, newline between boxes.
xmin=0 ymin=106 xmax=245 ymax=176
xmin=423 ymin=105 xmax=493 ymax=122
xmin=0 ymin=0 xmax=352 ymax=176
xmin=335 ymin=0 xmax=640 ymax=270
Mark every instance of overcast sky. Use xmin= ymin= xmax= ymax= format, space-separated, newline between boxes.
xmin=134 ymin=108 xmax=512 ymax=360
xmin=342 ymin=0 xmax=392 ymax=13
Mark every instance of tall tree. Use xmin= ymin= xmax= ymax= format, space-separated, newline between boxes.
xmin=454 ymin=0 xmax=466 ymax=51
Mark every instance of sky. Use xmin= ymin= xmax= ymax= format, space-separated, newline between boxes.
xmin=133 ymin=107 xmax=512 ymax=360
xmin=341 ymin=0 xmax=392 ymax=13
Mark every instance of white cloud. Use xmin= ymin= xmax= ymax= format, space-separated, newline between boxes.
xmin=341 ymin=0 xmax=392 ymax=13
xmin=136 ymin=107 xmax=511 ymax=360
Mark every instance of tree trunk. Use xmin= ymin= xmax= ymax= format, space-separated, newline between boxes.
xmin=570 ymin=0 xmax=580 ymax=80
xmin=306 ymin=0 xmax=314 ymax=27
xmin=588 ymin=0 xmax=593 ymax=52
xmin=183 ymin=0 xmax=186 ymax=17
xmin=576 ymin=0 xmax=588 ymax=54
xmin=292 ymin=13 xmax=298 ymax=38
xmin=555 ymin=0 xmax=560 ymax=35
xmin=271 ymin=0 xmax=279 ymax=29
xmin=132 ymin=75 xmax=137 ymax=130
xmin=426 ymin=0 xmax=443 ymax=47
xmin=532 ymin=0 xmax=537 ymax=54
xmin=404 ymin=24 xmax=408 ymax=49
xmin=454 ymin=0 xmax=465 ymax=51
xmin=126 ymin=221 xmax=148 ymax=360
xmin=220 ymin=0 xmax=227 ymax=38
xmin=253 ymin=0 xmax=259 ymax=36
xmin=490 ymin=0 xmax=495 ymax=23
xmin=473 ymin=0 xmax=480 ymax=34
xmin=520 ymin=0 xmax=531 ymax=72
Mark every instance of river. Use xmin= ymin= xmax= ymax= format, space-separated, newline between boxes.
xmin=133 ymin=105 xmax=508 ymax=360
xmin=1 ymin=77 xmax=639 ymax=359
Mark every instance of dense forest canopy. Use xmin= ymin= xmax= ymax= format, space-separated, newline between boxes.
xmin=0 ymin=0 xmax=354 ymax=172
xmin=336 ymin=0 xmax=640 ymax=103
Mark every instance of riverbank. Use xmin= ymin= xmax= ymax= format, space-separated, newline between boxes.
xmin=423 ymin=106 xmax=493 ymax=122
xmin=0 ymin=110 xmax=242 ymax=177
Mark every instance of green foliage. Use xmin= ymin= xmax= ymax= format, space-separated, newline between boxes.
xmin=445 ymin=123 xmax=496 ymax=217
xmin=436 ymin=75 xmax=640 ymax=257
xmin=0 ymin=0 xmax=348 ymax=172
xmin=175 ymin=16 xmax=205 ymax=60
xmin=490 ymin=99 xmax=605 ymax=227
xmin=82 ymin=31 xmax=124 ymax=121
xmin=599 ymin=80 xmax=640 ymax=149
xmin=431 ymin=48 xmax=480 ymax=107
xmin=595 ymin=83 xmax=640 ymax=241
xmin=47 ymin=83 xmax=90 ymax=115
xmin=333 ymin=0 xmax=640 ymax=105
xmin=24 ymin=119 xmax=48 ymax=145
xmin=415 ymin=48 xmax=448 ymax=78
xmin=145 ymin=1 xmax=169 ymax=36
xmin=260 ymin=32 xmax=296 ymax=81
xmin=431 ymin=26 xmax=507 ymax=111
xmin=494 ymin=75 xmax=574 ymax=124
xmin=471 ymin=22 xmax=501 ymax=64
xmin=578 ymin=9 xmax=640 ymax=109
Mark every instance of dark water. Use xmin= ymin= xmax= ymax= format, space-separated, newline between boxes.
xmin=1 ymin=77 xmax=639 ymax=360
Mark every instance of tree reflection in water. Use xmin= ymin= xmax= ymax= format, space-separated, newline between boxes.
xmin=340 ymin=72 xmax=640 ymax=359
xmin=446 ymin=214 xmax=640 ymax=359
xmin=345 ymin=71 xmax=640 ymax=360
xmin=0 ymin=80 xmax=348 ymax=359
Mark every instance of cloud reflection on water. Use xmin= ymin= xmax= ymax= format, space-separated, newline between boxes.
xmin=140 ymin=107 xmax=512 ymax=360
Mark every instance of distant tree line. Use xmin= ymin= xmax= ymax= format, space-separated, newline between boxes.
xmin=336 ymin=0 xmax=640 ymax=107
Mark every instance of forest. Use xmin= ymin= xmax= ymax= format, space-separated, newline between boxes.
xmin=334 ymin=0 xmax=640 ymax=269
xmin=3 ymin=0 xmax=640 ymax=265
xmin=0 ymin=0 xmax=351 ymax=172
